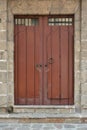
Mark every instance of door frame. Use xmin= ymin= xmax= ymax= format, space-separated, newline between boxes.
xmin=7 ymin=4 xmax=81 ymax=111
xmin=14 ymin=15 xmax=74 ymax=105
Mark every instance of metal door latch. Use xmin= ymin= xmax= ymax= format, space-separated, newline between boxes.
xmin=48 ymin=58 xmax=54 ymax=64
xmin=35 ymin=64 xmax=42 ymax=68
xmin=45 ymin=64 xmax=48 ymax=67
xmin=35 ymin=64 xmax=43 ymax=72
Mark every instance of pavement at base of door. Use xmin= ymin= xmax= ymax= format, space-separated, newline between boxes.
xmin=0 ymin=123 xmax=87 ymax=130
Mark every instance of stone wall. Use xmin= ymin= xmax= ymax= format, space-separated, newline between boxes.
xmin=0 ymin=0 xmax=8 ymax=109
xmin=81 ymin=0 xmax=87 ymax=113
xmin=0 ymin=0 xmax=87 ymax=116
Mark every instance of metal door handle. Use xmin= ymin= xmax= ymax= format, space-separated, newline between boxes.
xmin=39 ymin=65 xmax=42 ymax=67
xmin=45 ymin=64 xmax=48 ymax=67
xmin=36 ymin=64 xmax=39 ymax=68
xmin=35 ymin=64 xmax=42 ymax=68
xmin=48 ymin=58 xmax=54 ymax=64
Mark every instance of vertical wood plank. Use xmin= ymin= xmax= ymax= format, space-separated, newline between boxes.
xmin=47 ymin=26 xmax=52 ymax=100
xmin=14 ymin=25 xmax=18 ymax=104
xmin=43 ymin=17 xmax=51 ymax=105
xmin=60 ymin=26 xmax=69 ymax=101
xmin=51 ymin=26 xmax=60 ymax=99
xmin=27 ymin=26 xmax=35 ymax=105
xmin=68 ymin=26 xmax=74 ymax=104
xmin=17 ymin=25 xmax=27 ymax=105
xmin=34 ymin=22 xmax=41 ymax=105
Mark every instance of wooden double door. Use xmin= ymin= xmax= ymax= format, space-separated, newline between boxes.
xmin=14 ymin=15 xmax=74 ymax=105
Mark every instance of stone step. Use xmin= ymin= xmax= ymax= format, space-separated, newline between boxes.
xmin=0 ymin=113 xmax=87 ymax=123
xmin=0 ymin=123 xmax=87 ymax=130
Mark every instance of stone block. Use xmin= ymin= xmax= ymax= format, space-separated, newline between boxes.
xmin=8 ymin=51 xmax=13 ymax=61
xmin=75 ymin=8 xmax=80 ymax=22
xmin=0 ymin=96 xmax=7 ymax=107
xmin=0 ymin=41 xmax=6 ymax=50
xmin=0 ymin=51 xmax=7 ymax=60
xmin=81 ymin=83 xmax=87 ymax=95
xmin=82 ymin=30 xmax=87 ymax=40
xmin=7 ymin=94 xmax=13 ymax=105
xmin=59 ymin=109 xmax=71 ymax=114
xmin=81 ymin=71 xmax=87 ymax=83
xmin=77 ymin=128 xmax=87 ymax=130
xmin=0 ymin=31 xmax=6 ymax=41
xmin=65 ymin=119 xmax=81 ymax=123
xmin=75 ymin=94 xmax=81 ymax=105
xmin=7 ymin=82 xmax=14 ymax=94
xmin=75 ymin=81 xmax=80 ymax=93
xmin=0 ymin=72 xmax=7 ymax=83
xmin=74 ymin=88 xmax=80 ymax=95
xmin=64 ymin=124 xmax=75 ymax=128
xmin=8 ymin=72 xmax=13 ymax=82
xmin=0 ymin=61 xmax=7 ymax=70
xmin=75 ymin=61 xmax=80 ymax=71
xmin=82 ymin=19 xmax=87 ymax=29
xmin=8 ymin=60 xmax=13 ymax=71
xmin=75 ymin=41 xmax=80 ymax=52
xmin=14 ymin=108 xmax=34 ymax=113
xmin=75 ymin=21 xmax=80 ymax=31
xmin=75 ymin=31 xmax=80 ymax=41
xmin=0 ymin=12 xmax=7 ymax=21
xmin=8 ymin=41 xmax=14 ymax=51
xmin=82 ymin=109 xmax=87 ymax=113
xmin=81 ymin=42 xmax=87 ymax=51
xmin=0 ymin=0 xmax=7 ymax=11
xmin=8 ymin=22 xmax=14 ymax=42
xmin=8 ymin=0 xmax=79 ymax=14
xmin=0 ymin=21 xmax=6 ymax=30
xmin=75 ymin=72 xmax=80 ymax=83
xmin=75 ymin=51 xmax=80 ymax=61
xmin=81 ymin=51 xmax=87 ymax=61
xmin=81 ymin=95 xmax=87 ymax=105
xmin=0 ymin=107 xmax=6 ymax=113
xmin=0 ymin=83 xmax=7 ymax=94
xmin=82 ymin=0 xmax=87 ymax=11
xmin=81 ymin=60 xmax=87 ymax=70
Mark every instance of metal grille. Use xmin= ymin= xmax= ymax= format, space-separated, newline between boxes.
xmin=48 ymin=17 xmax=73 ymax=26
xmin=15 ymin=18 xmax=39 ymax=26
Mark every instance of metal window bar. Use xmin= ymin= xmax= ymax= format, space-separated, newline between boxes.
xmin=15 ymin=18 xmax=39 ymax=26
xmin=48 ymin=18 xmax=73 ymax=26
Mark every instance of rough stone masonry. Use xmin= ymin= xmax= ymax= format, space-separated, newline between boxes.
xmin=0 ymin=0 xmax=87 ymax=125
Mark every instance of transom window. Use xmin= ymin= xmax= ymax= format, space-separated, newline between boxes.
xmin=14 ymin=18 xmax=39 ymax=26
xmin=48 ymin=17 xmax=73 ymax=26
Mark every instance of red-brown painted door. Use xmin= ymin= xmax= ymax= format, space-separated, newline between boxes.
xmin=14 ymin=16 xmax=43 ymax=105
xmin=44 ymin=16 xmax=74 ymax=105
xmin=14 ymin=16 xmax=74 ymax=105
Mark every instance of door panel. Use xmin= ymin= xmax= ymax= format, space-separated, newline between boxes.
xmin=14 ymin=16 xmax=74 ymax=105
xmin=60 ymin=26 xmax=69 ymax=99
xmin=47 ymin=26 xmax=60 ymax=99
xmin=43 ymin=17 xmax=51 ymax=105
xmin=27 ymin=26 xmax=35 ymax=104
xmin=34 ymin=18 xmax=43 ymax=105
xmin=46 ymin=16 xmax=74 ymax=105
xmin=68 ymin=26 xmax=74 ymax=104
xmin=15 ymin=25 xmax=27 ymax=105
xmin=14 ymin=17 xmax=42 ymax=105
